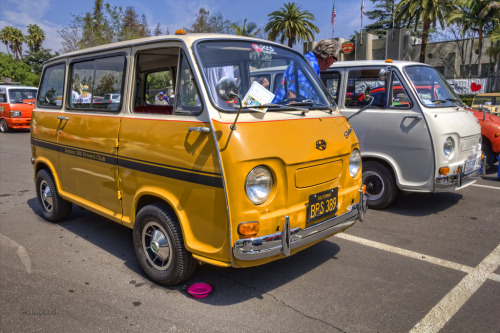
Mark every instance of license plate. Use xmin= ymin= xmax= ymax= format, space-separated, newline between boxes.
xmin=307 ymin=188 xmax=338 ymax=223
xmin=464 ymin=154 xmax=479 ymax=174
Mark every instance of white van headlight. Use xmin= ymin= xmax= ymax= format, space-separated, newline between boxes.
xmin=245 ymin=166 xmax=273 ymax=205
xmin=444 ymin=137 xmax=455 ymax=158
xmin=349 ymin=149 xmax=361 ymax=177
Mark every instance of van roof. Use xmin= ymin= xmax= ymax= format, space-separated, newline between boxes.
xmin=0 ymin=85 xmax=38 ymax=91
xmin=326 ymin=60 xmax=432 ymax=70
xmin=45 ymin=33 xmax=281 ymax=64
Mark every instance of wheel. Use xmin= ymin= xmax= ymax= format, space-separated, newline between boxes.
xmin=35 ymin=169 xmax=72 ymax=222
xmin=362 ymin=161 xmax=397 ymax=209
xmin=0 ymin=119 xmax=9 ymax=133
xmin=133 ymin=203 xmax=197 ymax=286
xmin=482 ymin=142 xmax=497 ymax=166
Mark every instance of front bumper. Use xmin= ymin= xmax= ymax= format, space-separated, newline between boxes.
xmin=6 ymin=117 xmax=31 ymax=129
xmin=233 ymin=190 xmax=368 ymax=261
xmin=434 ymin=156 xmax=486 ymax=191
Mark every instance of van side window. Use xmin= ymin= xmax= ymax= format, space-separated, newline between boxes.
xmin=38 ymin=63 xmax=65 ymax=108
xmin=345 ymin=69 xmax=386 ymax=109
xmin=0 ymin=93 xmax=6 ymax=103
xmin=322 ymin=71 xmax=341 ymax=104
xmin=390 ymin=73 xmax=411 ymax=109
xmin=69 ymin=55 xmax=125 ymax=112
xmin=133 ymin=47 xmax=177 ymax=115
xmin=176 ymin=51 xmax=202 ymax=114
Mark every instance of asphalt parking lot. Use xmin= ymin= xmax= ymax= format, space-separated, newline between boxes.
xmin=1 ymin=130 xmax=499 ymax=333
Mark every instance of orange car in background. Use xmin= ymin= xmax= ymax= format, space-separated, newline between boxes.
xmin=0 ymin=85 xmax=38 ymax=133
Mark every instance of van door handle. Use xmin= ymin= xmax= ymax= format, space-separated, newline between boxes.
xmin=57 ymin=116 xmax=69 ymax=120
xmin=403 ymin=115 xmax=422 ymax=120
xmin=188 ymin=127 xmax=211 ymax=133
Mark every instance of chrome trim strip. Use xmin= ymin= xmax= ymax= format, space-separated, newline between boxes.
xmin=233 ymin=202 xmax=365 ymax=260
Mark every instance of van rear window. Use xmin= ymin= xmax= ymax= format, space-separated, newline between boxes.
xmin=38 ymin=63 xmax=65 ymax=109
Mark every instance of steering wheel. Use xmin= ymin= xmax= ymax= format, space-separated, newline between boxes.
xmin=276 ymin=97 xmax=303 ymax=105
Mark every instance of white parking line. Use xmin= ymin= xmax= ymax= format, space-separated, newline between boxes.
xmin=472 ymin=184 xmax=500 ymax=190
xmin=410 ymin=244 xmax=500 ymax=333
xmin=0 ymin=233 xmax=32 ymax=273
xmin=336 ymin=233 xmax=500 ymax=333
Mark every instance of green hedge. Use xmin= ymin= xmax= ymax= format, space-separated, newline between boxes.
xmin=459 ymin=95 xmax=474 ymax=107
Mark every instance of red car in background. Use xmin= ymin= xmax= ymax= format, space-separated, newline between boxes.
xmin=0 ymin=85 xmax=38 ymax=133
xmin=468 ymin=106 xmax=500 ymax=167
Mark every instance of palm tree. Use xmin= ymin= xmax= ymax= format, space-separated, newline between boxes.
xmin=26 ymin=24 xmax=45 ymax=52
xmin=230 ymin=19 xmax=260 ymax=37
xmin=448 ymin=0 xmax=500 ymax=76
xmin=0 ymin=26 xmax=14 ymax=56
xmin=9 ymin=28 xmax=25 ymax=60
xmin=395 ymin=0 xmax=456 ymax=63
xmin=265 ymin=2 xmax=319 ymax=48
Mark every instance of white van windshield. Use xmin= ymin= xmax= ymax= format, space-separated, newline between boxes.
xmin=404 ymin=66 xmax=464 ymax=108
xmin=195 ymin=40 xmax=334 ymax=112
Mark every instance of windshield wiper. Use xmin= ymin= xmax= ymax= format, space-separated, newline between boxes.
xmin=241 ymin=103 xmax=309 ymax=113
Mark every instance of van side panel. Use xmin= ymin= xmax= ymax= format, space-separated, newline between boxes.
xmin=118 ymin=116 xmax=230 ymax=262
xmin=31 ymin=110 xmax=62 ymax=177
xmin=56 ymin=113 xmax=122 ymax=214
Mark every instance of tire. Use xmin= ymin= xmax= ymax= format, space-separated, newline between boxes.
xmin=133 ymin=203 xmax=197 ymax=286
xmin=362 ymin=161 xmax=397 ymax=209
xmin=482 ymin=142 xmax=497 ymax=166
xmin=35 ymin=169 xmax=72 ymax=222
xmin=0 ymin=119 xmax=9 ymax=133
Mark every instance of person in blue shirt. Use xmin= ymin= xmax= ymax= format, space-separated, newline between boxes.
xmin=273 ymin=39 xmax=341 ymax=103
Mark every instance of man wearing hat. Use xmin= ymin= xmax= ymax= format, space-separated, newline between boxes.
xmin=155 ymin=92 xmax=169 ymax=105
xmin=273 ymin=39 xmax=341 ymax=102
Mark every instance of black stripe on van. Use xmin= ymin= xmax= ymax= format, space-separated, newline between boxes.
xmin=31 ymin=138 xmax=223 ymax=188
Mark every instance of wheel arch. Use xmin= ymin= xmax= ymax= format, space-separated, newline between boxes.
xmin=362 ymin=156 xmax=399 ymax=187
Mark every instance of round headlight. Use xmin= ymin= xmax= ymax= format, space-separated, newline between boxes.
xmin=444 ymin=137 xmax=455 ymax=158
xmin=349 ymin=149 xmax=361 ymax=177
xmin=245 ymin=166 xmax=273 ymax=205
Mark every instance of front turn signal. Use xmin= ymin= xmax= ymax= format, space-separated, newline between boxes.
xmin=439 ymin=167 xmax=450 ymax=175
xmin=238 ymin=222 xmax=260 ymax=237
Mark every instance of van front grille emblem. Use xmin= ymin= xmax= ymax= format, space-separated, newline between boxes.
xmin=316 ymin=139 xmax=327 ymax=151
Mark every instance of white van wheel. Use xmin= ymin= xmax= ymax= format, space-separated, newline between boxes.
xmin=0 ymin=119 xmax=9 ymax=133
xmin=362 ymin=161 xmax=397 ymax=209
xmin=133 ymin=203 xmax=197 ymax=286
xmin=35 ymin=169 xmax=72 ymax=222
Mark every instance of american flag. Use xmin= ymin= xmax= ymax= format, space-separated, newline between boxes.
xmin=331 ymin=1 xmax=336 ymax=26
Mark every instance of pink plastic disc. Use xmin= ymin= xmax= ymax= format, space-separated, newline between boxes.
xmin=186 ymin=283 xmax=213 ymax=298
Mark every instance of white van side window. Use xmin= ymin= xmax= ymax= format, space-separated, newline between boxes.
xmin=38 ymin=63 xmax=65 ymax=108
xmin=69 ymin=55 xmax=125 ymax=112
xmin=390 ymin=73 xmax=411 ymax=109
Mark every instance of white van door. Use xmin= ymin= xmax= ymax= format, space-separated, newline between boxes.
xmin=323 ymin=67 xmax=434 ymax=207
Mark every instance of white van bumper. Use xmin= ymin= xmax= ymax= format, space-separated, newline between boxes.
xmin=434 ymin=156 xmax=486 ymax=191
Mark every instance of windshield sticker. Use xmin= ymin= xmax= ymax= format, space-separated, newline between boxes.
xmin=252 ymin=44 xmax=262 ymax=52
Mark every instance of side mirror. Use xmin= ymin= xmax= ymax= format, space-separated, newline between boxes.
xmin=216 ymin=77 xmax=238 ymax=101
xmin=379 ymin=66 xmax=391 ymax=80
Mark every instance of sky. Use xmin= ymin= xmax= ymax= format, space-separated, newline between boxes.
xmin=0 ymin=0 xmax=374 ymax=54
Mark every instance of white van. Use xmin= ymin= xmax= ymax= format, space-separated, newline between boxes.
xmin=321 ymin=60 xmax=484 ymax=209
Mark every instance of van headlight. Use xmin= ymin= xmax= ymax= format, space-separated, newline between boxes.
xmin=444 ymin=137 xmax=455 ymax=158
xmin=349 ymin=149 xmax=361 ymax=177
xmin=245 ymin=166 xmax=273 ymax=205
xmin=10 ymin=111 xmax=22 ymax=117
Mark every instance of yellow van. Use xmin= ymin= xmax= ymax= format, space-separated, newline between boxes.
xmin=31 ymin=32 xmax=367 ymax=285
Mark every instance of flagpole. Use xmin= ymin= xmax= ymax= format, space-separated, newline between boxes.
xmin=331 ymin=0 xmax=336 ymax=38
xmin=360 ymin=0 xmax=364 ymax=46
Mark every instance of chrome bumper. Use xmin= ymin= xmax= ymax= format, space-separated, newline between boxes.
xmin=233 ymin=191 xmax=368 ymax=261
xmin=434 ymin=156 xmax=486 ymax=191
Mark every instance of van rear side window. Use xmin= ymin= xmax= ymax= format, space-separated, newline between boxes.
xmin=69 ymin=55 xmax=126 ymax=112
xmin=38 ymin=63 xmax=65 ymax=108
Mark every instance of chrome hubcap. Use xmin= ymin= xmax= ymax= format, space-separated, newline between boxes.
xmin=142 ymin=222 xmax=172 ymax=271
xmin=363 ymin=171 xmax=384 ymax=201
xmin=39 ymin=180 xmax=53 ymax=212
